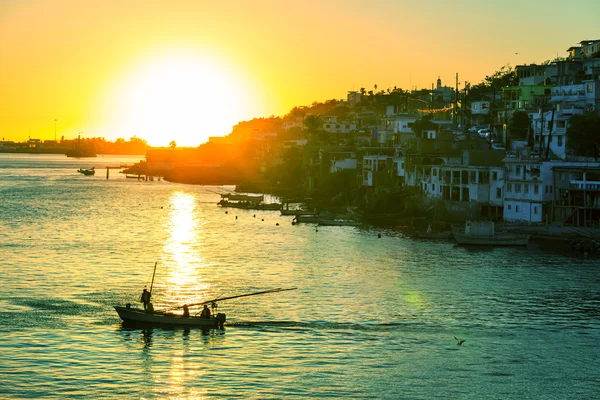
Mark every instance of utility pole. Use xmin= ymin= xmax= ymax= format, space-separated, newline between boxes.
xmin=54 ymin=119 xmax=57 ymax=142
xmin=454 ymin=73 xmax=459 ymax=127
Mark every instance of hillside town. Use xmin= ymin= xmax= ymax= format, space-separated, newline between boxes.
xmin=135 ymin=39 xmax=599 ymax=233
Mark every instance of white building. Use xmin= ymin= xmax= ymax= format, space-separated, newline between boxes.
xmin=321 ymin=115 xmax=357 ymax=134
xmin=533 ymin=79 xmax=600 ymax=159
xmin=329 ymin=152 xmax=357 ymax=173
xmin=503 ymin=155 xmax=553 ymax=223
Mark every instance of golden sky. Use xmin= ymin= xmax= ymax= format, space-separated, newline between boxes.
xmin=1 ymin=0 xmax=599 ymax=146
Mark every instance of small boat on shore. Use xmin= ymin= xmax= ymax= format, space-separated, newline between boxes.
xmin=453 ymin=221 xmax=529 ymax=246
xmin=77 ymin=167 xmax=95 ymax=176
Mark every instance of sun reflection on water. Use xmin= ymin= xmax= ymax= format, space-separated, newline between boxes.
xmin=162 ymin=192 xmax=210 ymax=307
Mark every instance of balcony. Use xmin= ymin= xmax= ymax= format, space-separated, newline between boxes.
xmin=570 ymin=180 xmax=600 ymax=191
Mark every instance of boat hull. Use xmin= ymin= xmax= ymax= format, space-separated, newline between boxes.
xmin=114 ymin=306 xmax=225 ymax=328
xmin=453 ymin=232 xmax=529 ymax=246
xmin=317 ymin=219 xmax=360 ymax=226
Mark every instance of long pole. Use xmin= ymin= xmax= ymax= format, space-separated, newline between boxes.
xmin=149 ymin=262 xmax=157 ymax=294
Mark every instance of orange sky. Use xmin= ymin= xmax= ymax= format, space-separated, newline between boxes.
xmin=1 ymin=0 xmax=599 ymax=146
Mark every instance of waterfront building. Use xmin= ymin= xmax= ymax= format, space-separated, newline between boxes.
xmin=502 ymin=151 xmax=553 ymax=223
xmin=552 ymin=163 xmax=600 ymax=227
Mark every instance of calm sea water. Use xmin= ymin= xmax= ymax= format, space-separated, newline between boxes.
xmin=1 ymin=154 xmax=599 ymax=399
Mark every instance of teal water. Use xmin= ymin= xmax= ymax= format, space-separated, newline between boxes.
xmin=1 ymin=154 xmax=599 ymax=399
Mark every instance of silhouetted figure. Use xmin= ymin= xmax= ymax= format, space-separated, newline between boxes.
xmin=182 ymin=304 xmax=190 ymax=317
xmin=140 ymin=288 xmax=151 ymax=311
xmin=200 ymin=304 xmax=211 ymax=319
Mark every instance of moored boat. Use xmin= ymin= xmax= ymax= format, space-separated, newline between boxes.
xmin=317 ymin=219 xmax=360 ymax=226
xmin=453 ymin=221 xmax=529 ymax=246
xmin=77 ymin=167 xmax=95 ymax=176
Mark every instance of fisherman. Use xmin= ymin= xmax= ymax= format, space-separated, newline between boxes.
xmin=140 ymin=287 xmax=151 ymax=311
xmin=200 ymin=304 xmax=211 ymax=319
xmin=182 ymin=304 xmax=190 ymax=317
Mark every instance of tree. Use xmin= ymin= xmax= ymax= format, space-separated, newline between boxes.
xmin=170 ymin=140 xmax=177 ymax=149
xmin=508 ymin=111 xmax=530 ymax=140
xmin=567 ymin=113 xmax=600 ymax=160
xmin=303 ymin=115 xmax=322 ymax=144
xmin=484 ymin=64 xmax=518 ymax=88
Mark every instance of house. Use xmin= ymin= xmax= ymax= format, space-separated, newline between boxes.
xmin=502 ymin=152 xmax=553 ymax=223
xmin=552 ymin=163 xmax=600 ymax=226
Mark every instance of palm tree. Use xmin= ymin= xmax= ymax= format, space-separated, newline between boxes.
xmin=169 ymin=140 xmax=177 ymax=150
xmin=304 ymin=115 xmax=322 ymax=144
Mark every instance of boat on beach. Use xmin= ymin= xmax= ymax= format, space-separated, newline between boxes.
xmin=453 ymin=221 xmax=529 ymax=246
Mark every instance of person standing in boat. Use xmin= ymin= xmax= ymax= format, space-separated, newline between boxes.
xmin=200 ymin=304 xmax=211 ymax=319
xmin=140 ymin=288 xmax=151 ymax=311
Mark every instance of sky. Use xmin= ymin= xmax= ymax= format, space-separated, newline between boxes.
xmin=1 ymin=0 xmax=599 ymax=147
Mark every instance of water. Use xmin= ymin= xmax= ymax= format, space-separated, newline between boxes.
xmin=1 ymin=154 xmax=599 ymax=399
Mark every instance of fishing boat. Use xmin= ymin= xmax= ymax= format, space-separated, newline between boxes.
xmin=114 ymin=263 xmax=296 ymax=328
xmin=453 ymin=221 xmax=529 ymax=246
xmin=77 ymin=167 xmax=95 ymax=176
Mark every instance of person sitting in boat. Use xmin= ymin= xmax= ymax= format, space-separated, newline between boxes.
xmin=140 ymin=288 xmax=152 ymax=311
xmin=200 ymin=304 xmax=211 ymax=319
xmin=182 ymin=304 xmax=190 ymax=317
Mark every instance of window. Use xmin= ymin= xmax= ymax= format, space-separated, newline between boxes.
xmin=496 ymin=188 xmax=502 ymax=198
xmin=469 ymin=171 xmax=476 ymax=184
xmin=534 ymin=184 xmax=539 ymax=194
xmin=516 ymin=166 xmax=522 ymax=177
xmin=433 ymin=168 xmax=437 ymax=177
xmin=533 ymin=206 xmax=538 ymax=215
xmin=515 ymin=184 xmax=521 ymax=193
xmin=507 ymin=183 xmax=512 ymax=192
xmin=492 ymin=171 xmax=498 ymax=181
xmin=545 ymin=186 xmax=549 ymax=194
xmin=524 ymin=184 xmax=529 ymax=194
xmin=508 ymin=204 xmax=512 ymax=211
xmin=432 ymin=184 xmax=436 ymax=191
xmin=516 ymin=205 xmax=520 ymax=213
xmin=557 ymin=121 xmax=566 ymax=128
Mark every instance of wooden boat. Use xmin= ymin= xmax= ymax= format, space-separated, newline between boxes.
xmin=281 ymin=210 xmax=314 ymax=216
xmin=453 ymin=221 xmax=529 ymax=246
xmin=114 ymin=305 xmax=225 ymax=328
xmin=292 ymin=214 xmax=319 ymax=223
xmin=77 ymin=167 xmax=95 ymax=176
xmin=114 ymin=263 xmax=296 ymax=328
xmin=220 ymin=193 xmax=264 ymax=202
xmin=317 ymin=219 xmax=360 ymax=226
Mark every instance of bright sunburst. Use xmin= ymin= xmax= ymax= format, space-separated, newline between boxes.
xmin=104 ymin=51 xmax=254 ymax=146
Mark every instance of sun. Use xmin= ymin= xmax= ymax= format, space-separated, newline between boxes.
xmin=104 ymin=51 xmax=255 ymax=147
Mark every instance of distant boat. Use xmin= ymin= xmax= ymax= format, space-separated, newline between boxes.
xmin=453 ymin=221 xmax=529 ymax=246
xmin=415 ymin=224 xmax=454 ymax=240
xmin=77 ymin=167 xmax=95 ymax=176
xmin=220 ymin=193 xmax=264 ymax=202
xmin=317 ymin=219 xmax=360 ymax=227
